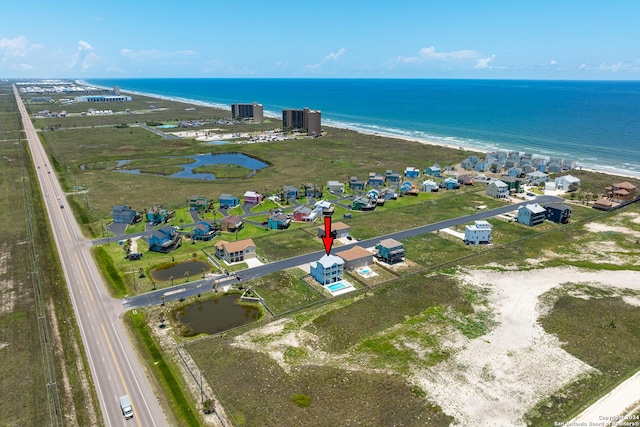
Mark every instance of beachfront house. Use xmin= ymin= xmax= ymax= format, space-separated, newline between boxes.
xmin=112 ymin=205 xmax=139 ymax=224
xmin=486 ymin=180 xmax=510 ymax=199
xmin=243 ymin=191 xmax=263 ymax=205
xmin=219 ymin=194 xmax=239 ymax=209
xmin=375 ymin=238 xmax=405 ymax=264
xmin=422 ymin=180 xmax=439 ymax=192
xmin=147 ymin=225 xmax=182 ymax=253
xmin=189 ymin=195 xmax=208 ymax=211
xmin=267 ymin=212 xmax=291 ymax=230
xmin=517 ymin=203 xmax=547 ymax=226
xmin=425 ymin=164 xmax=442 ymax=177
xmin=317 ymin=221 xmax=351 ymax=239
xmin=404 ymin=167 xmax=420 ymax=178
xmin=215 ymin=239 xmax=256 ymax=264
xmin=338 ymin=245 xmax=373 ymax=270
xmin=606 ymin=181 xmax=637 ymax=203
xmin=544 ymin=203 xmax=572 ymax=224
xmin=474 ymin=160 xmax=489 ymax=172
xmin=368 ymin=173 xmax=385 ymax=187
xmin=191 ymin=219 xmax=219 ymax=241
xmin=310 ymin=254 xmax=344 ymax=286
xmin=554 ymin=175 xmax=581 ymax=191
xmin=464 ymin=220 xmax=493 ymax=245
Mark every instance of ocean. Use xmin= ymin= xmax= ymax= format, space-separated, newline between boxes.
xmin=85 ymin=78 xmax=640 ymax=178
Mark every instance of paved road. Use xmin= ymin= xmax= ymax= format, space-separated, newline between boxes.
xmin=15 ymin=87 xmax=169 ymax=427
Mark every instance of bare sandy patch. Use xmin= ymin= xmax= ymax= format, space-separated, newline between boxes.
xmin=0 ymin=251 xmax=16 ymax=315
xmin=414 ymin=267 xmax=640 ymax=426
xmin=584 ymin=222 xmax=640 ymax=237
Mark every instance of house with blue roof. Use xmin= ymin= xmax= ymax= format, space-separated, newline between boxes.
xmin=385 ymin=170 xmax=401 ymax=185
xmin=148 ymin=225 xmax=182 ymax=253
xmin=192 ymin=219 xmax=219 ymax=241
xmin=425 ymin=163 xmax=442 ymax=177
xmin=112 ymin=205 xmax=139 ymax=224
xmin=219 ymin=194 xmax=239 ymax=209
xmin=310 ymin=254 xmax=344 ymax=285
xmin=443 ymin=177 xmax=460 ymax=190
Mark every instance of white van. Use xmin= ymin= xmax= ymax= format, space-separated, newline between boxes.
xmin=119 ymin=395 xmax=134 ymax=419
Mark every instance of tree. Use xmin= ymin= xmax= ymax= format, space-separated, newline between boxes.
xmin=179 ymin=218 xmax=184 ymax=230
xmin=184 ymin=271 xmax=190 ymax=282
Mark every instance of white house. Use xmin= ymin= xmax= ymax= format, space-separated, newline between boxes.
xmin=422 ymin=179 xmax=439 ymax=192
xmin=464 ymin=220 xmax=493 ymax=245
xmin=486 ymin=180 xmax=510 ymax=199
xmin=554 ymin=174 xmax=581 ymax=190
xmin=314 ymin=200 xmax=333 ymax=214
xmin=526 ymin=170 xmax=549 ymax=185
xmin=326 ymin=181 xmax=345 ymax=194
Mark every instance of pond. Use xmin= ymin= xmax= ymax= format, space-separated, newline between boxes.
xmin=150 ymin=260 xmax=210 ymax=282
xmin=175 ymin=294 xmax=261 ymax=335
xmin=115 ymin=152 xmax=268 ymax=180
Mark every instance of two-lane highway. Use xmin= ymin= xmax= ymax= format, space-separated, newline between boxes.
xmin=14 ymin=86 xmax=168 ymax=427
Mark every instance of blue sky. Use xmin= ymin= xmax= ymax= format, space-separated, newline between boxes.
xmin=1 ymin=1 xmax=639 ymax=80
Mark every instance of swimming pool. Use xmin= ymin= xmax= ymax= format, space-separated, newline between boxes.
xmin=327 ymin=282 xmax=349 ymax=292
xmin=359 ymin=268 xmax=371 ymax=274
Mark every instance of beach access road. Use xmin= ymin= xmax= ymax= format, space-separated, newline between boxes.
xmin=15 ymin=87 xmax=169 ymax=427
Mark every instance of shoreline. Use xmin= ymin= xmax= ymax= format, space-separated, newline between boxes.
xmin=80 ymin=80 xmax=640 ymax=181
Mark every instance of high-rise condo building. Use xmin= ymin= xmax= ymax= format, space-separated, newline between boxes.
xmin=282 ymin=107 xmax=321 ymax=136
xmin=231 ymin=102 xmax=264 ymax=123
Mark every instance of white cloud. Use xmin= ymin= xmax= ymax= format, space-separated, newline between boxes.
xmin=304 ymin=48 xmax=347 ymax=73
xmin=78 ymin=40 xmax=94 ymax=51
xmin=549 ymin=59 xmax=557 ymax=65
xmin=0 ymin=35 xmax=41 ymax=57
xmin=578 ymin=61 xmax=640 ymax=73
xmin=397 ymin=46 xmax=480 ymax=64
xmin=474 ymin=54 xmax=496 ymax=69
xmin=121 ymin=48 xmax=196 ymax=60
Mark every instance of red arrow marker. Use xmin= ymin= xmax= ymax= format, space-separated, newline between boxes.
xmin=321 ymin=216 xmax=334 ymax=255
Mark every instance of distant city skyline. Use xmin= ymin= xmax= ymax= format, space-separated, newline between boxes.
xmin=2 ymin=1 xmax=640 ymax=80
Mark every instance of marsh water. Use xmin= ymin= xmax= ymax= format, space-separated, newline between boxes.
xmin=176 ymin=294 xmax=260 ymax=334
xmin=115 ymin=152 xmax=268 ymax=180
xmin=149 ymin=260 xmax=210 ymax=282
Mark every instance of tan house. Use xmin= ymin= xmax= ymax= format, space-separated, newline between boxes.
xmin=317 ymin=221 xmax=351 ymax=239
xmin=338 ymin=245 xmax=373 ymax=270
xmin=214 ymin=239 xmax=256 ymax=264
xmin=605 ymin=182 xmax=637 ymax=203
xmin=220 ymin=215 xmax=244 ymax=232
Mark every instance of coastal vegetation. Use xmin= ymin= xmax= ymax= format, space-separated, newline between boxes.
xmin=7 ymin=83 xmax=640 ymax=426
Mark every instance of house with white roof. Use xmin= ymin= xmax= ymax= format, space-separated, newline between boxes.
xmin=517 ymin=203 xmax=547 ymax=226
xmin=310 ymin=254 xmax=344 ymax=285
xmin=464 ymin=220 xmax=493 ymax=245
xmin=554 ymin=175 xmax=581 ymax=190
xmin=526 ymin=170 xmax=549 ymax=186
xmin=486 ymin=180 xmax=510 ymax=199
